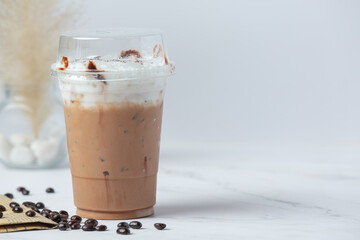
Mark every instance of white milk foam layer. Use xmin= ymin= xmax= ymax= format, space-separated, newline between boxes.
xmin=54 ymin=53 xmax=173 ymax=108
xmin=58 ymin=74 xmax=167 ymax=108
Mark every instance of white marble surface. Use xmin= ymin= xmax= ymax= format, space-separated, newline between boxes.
xmin=0 ymin=143 xmax=359 ymax=240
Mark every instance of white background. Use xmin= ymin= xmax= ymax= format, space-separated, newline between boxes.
xmin=82 ymin=0 xmax=360 ymax=146
xmin=0 ymin=2 xmax=359 ymax=239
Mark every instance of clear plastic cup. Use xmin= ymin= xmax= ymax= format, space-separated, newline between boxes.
xmin=51 ymin=29 xmax=174 ymax=219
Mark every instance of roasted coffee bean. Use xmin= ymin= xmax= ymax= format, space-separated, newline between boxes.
xmin=82 ymin=224 xmax=95 ymax=231
xmin=51 ymin=213 xmax=61 ymax=223
xmin=154 ymin=223 xmax=166 ymax=230
xmin=70 ymin=215 xmax=82 ymax=222
xmin=71 ymin=223 xmax=81 ymax=230
xmin=59 ymin=220 xmax=69 ymax=228
xmin=117 ymin=222 xmax=129 ymax=228
xmin=9 ymin=202 xmax=19 ymax=208
xmin=68 ymin=220 xmax=78 ymax=226
xmin=21 ymin=190 xmax=30 ymax=195
xmin=46 ymin=187 xmax=55 ymax=193
xmin=59 ymin=210 xmax=68 ymax=220
xmin=41 ymin=208 xmax=51 ymax=214
xmin=30 ymin=206 xmax=40 ymax=213
xmin=23 ymin=201 xmax=35 ymax=207
xmin=4 ymin=193 xmax=13 ymax=199
xmin=0 ymin=205 xmax=6 ymax=211
xmin=41 ymin=212 xmax=50 ymax=218
xmin=116 ymin=227 xmax=130 ymax=235
xmin=25 ymin=210 xmax=36 ymax=217
xmin=16 ymin=187 xmax=25 ymax=192
xmin=12 ymin=206 xmax=23 ymax=213
xmin=0 ymin=212 xmax=2 ymax=218
xmin=35 ymin=202 xmax=45 ymax=209
xmin=50 ymin=211 xmax=59 ymax=217
xmin=129 ymin=221 xmax=142 ymax=229
xmin=58 ymin=222 xmax=68 ymax=231
xmin=84 ymin=218 xmax=98 ymax=227
xmin=96 ymin=225 xmax=107 ymax=231
xmin=59 ymin=210 xmax=68 ymax=217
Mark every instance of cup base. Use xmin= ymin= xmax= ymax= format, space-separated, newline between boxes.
xmin=76 ymin=206 xmax=154 ymax=220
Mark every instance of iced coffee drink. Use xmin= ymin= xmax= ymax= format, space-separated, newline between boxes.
xmin=52 ymin=30 xmax=174 ymax=219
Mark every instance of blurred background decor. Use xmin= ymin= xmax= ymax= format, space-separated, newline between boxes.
xmin=0 ymin=0 xmax=80 ymax=168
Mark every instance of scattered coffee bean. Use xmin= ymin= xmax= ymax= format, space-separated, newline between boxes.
xmin=71 ymin=223 xmax=81 ymax=230
xmin=129 ymin=221 xmax=142 ymax=229
xmin=16 ymin=187 xmax=25 ymax=192
xmin=117 ymin=222 xmax=129 ymax=228
xmin=68 ymin=220 xmax=79 ymax=226
xmin=12 ymin=206 xmax=23 ymax=213
xmin=69 ymin=220 xmax=81 ymax=225
xmin=25 ymin=210 xmax=36 ymax=217
xmin=41 ymin=212 xmax=50 ymax=218
xmin=9 ymin=202 xmax=19 ymax=208
xmin=51 ymin=213 xmax=61 ymax=223
xmin=96 ymin=225 xmax=107 ymax=231
xmin=35 ymin=202 xmax=45 ymax=209
xmin=46 ymin=187 xmax=55 ymax=193
xmin=41 ymin=208 xmax=51 ymax=214
xmin=59 ymin=210 xmax=68 ymax=220
xmin=85 ymin=218 xmax=98 ymax=227
xmin=23 ymin=201 xmax=35 ymax=207
xmin=30 ymin=206 xmax=40 ymax=213
xmin=0 ymin=205 xmax=6 ymax=211
xmin=116 ymin=227 xmax=130 ymax=235
xmin=50 ymin=211 xmax=59 ymax=217
xmin=0 ymin=212 xmax=2 ymax=218
xmin=70 ymin=215 xmax=82 ymax=222
xmin=59 ymin=210 xmax=68 ymax=216
xmin=21 ymin=190 xmax=30 ymax=195
xmin=154 ymin=223 xmax=166 ymax=230
xmin=59 ymin=220 xmax=69 ymax=228
xmin=82 ymin=224 xmax=95 ymax=231
xmin=58 ymin=222 xmax=68 ymax=231
xmin=4 ymin=193 xmax=13 ymax=199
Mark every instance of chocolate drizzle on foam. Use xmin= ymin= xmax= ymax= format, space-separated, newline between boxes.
xmin=87 ymin=60 xmax=97 ymax=70
xmin=57 ymin=56 xmax=69 ymax=70
xmin=86 ymin=60 xmax=106 ymax=82
xmin=153 ymin=44 xmax=168 ymax=65
xmin=61 ymin=56 xmax=69 ymax=68
xmin=120 ymin=49 xmax=142 ymax=59
xmin=153 ymin=44 xmax=163 ymax=58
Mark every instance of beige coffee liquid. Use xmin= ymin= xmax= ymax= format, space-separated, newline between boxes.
xmin=64 ymin=99 xmax=163 ymax=219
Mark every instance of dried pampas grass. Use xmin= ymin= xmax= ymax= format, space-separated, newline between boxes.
xmin=0 ymin=0 xmax=81 ymax=85
xmin=0 ymin=0 xmax=81 ymax=136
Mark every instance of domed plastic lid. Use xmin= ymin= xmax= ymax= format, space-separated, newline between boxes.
xmin=51 ymin=29 xmax=174 ymax=80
